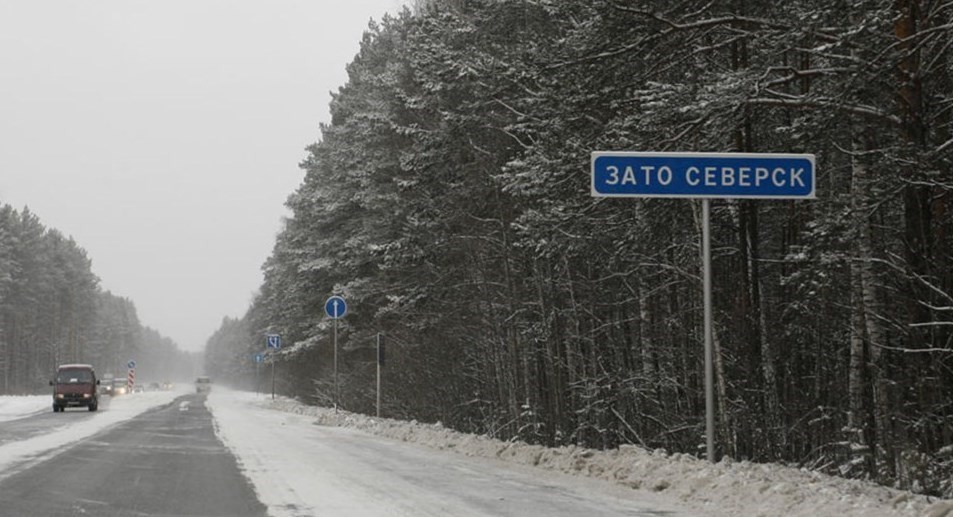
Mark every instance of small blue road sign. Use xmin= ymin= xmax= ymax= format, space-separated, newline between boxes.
xmin=591 ymin=152 xmax=815 ymax=199
xmin=266 ymin=334 xmax=281 ymax=349
xmin=254 ymin=353 xmax=264 ymax=363
xmin=325 ymin=295 xmax=347 ymax=319
xmin=127 ymin=360 xmax=136 ymax=369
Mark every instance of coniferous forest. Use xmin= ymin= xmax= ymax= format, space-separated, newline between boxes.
xmin=0 ymin=204 xmax=197 ymax=392
xmin=204 ymin=0 xmax=953 ymax=495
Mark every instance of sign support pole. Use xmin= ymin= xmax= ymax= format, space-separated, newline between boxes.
xmin=702 ymin=198 xmax=715 ymax=462
xmin=376 ymin=333 xmax=382 ymax=418
xmin=265 ymin=335 xmax=281 ymax=400
xmin=324 ymin=296 xmax=347 ymax=412
xmin=333 ymin=317 xmax=338 ymax=411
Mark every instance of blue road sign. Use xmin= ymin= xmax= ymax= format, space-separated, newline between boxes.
xmin=266 ymin=334 xmax=281 ymax=349
xmin=127 ymin=360 xmax=136 ymax=369
xmin=325 ymin=295 xmax=347 ymax=319
xmin=254 ymin=353 xmax=264 ymax=363
xmin=591 ymin=152 xmax=815 ymax=199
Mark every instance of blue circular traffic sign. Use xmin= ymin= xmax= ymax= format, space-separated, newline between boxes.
xmin=325 ymin=295 xmax=347 ymax=319
xmin=127 ymin=360 xmax=136 ymax=369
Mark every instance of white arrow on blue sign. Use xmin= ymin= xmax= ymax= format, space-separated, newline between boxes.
xmin=325 ymin=295 xmax=347 ymax=319
xmin=127 ymin=360 xmax=136 ymax=369
xmin=266 ymin=334 xmax=281 ymax=349
xmin=254 ymin=353 xmax=264 ymax=363
xmin=591 ymin=152 xmax=815 ymax=199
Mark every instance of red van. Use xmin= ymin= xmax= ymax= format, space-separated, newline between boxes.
xmin=50 ymin=364 xmax=100 ymax=412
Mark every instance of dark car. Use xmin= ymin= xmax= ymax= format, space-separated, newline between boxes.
xmin=51 ymin=364 xmax=100 ymax=412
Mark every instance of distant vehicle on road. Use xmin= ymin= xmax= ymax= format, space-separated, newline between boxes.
xmin=195 ymin=376 xmax=212 ymax=393
xmin=50 ymin=364 xmax=100 ymax=412
xmin=132 ymin=384 xmax=144 ymax=393
xmin=99 ymin=373 xmax=115 ymax=396
xmin=112 ymin=378 xmax=128 ymax=396
xmin=147 ymin=382 xmax=161 ymax=391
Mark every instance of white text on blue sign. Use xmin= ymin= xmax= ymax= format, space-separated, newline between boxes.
xmin=591 ymin=152 xmax=815 ymax=199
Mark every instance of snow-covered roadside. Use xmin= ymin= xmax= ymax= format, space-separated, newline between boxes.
xmin=0 ymin=395 xmax=49 ymax=422
xmin=0 ymin=390 xmax=183 ymax=480
xmin=207 ymin=389 xmax=700 ymax=517
xmin=255 ymin=395 xmax=953 ymax=517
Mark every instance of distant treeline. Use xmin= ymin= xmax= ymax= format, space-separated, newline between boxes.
xmin=204 ymin=0 xmax=953 ymax=496
xmin=0 ymin=204 xmax=197 ymax=393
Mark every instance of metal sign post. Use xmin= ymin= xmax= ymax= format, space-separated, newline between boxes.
xmin=254 ymin=353 xmax=264 ymax=396
xmin=592 ymin=151 xmax=815 ymax=463
xmin=702 ymin=198 xmax=714 ymax=462
xmin=376 ymin=332 xmax=383 ymax=418
xmin=266 ymin=335 xmax=281 ymax=400
xmin=325 ymin=296 xmax=347 ymax=410
xmin=334 ymin=318 xmax=338 ymax=408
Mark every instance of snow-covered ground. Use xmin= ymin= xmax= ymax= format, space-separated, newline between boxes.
xmin=207 ymin=389 xmax=692 ymax=516
xmin=218 ymin=391 xmax=953 ymax=517
xmin=0 ymin=390 xmax=183 ymax=480
xmin=0 ymin=394 xmax=48 ymax=422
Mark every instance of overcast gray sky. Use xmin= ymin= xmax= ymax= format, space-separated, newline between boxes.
xmin=0 ymin=1 xmax=408 ymax=352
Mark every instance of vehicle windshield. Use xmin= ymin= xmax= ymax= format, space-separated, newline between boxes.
xmin=55 ymin=370 xmax=93 ymax=384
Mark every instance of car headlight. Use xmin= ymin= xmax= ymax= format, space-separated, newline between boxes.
xmin=56 ymin=394 xmax=65 ymax=399
xmin=83 ymin=393 xmax=91 ymax=398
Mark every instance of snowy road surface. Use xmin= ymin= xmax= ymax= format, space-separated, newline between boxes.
xmin=207 ymin=389 xmax=686 ymax=517
xmin=1 ymin=389 xmax=948 ymax=516
xmin=0 ymin=390 xmax=182 ymax=477
xmin=0 ymin=391 xmax=265 ymax=516
xmin=0 ymin=389 xmax=689 ymax=516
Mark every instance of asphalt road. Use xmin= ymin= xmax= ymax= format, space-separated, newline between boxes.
xmin=0 ymin=401 xmax=100 ymax=447
xmin=0 ymin=393 xmax=266 ymax=517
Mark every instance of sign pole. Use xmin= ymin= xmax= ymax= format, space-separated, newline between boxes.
xmin=265 ymin=335 xmax=281 ymax=400
xmin=324 ymin=296 xmax=347 ymax=411
xmin=333 ymin=316 xmax=338 ymax=411
xmin=702 ymin=198 xmax=715 ymax=462
xmin=376 ymin=332 xmax=382 ymax=418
